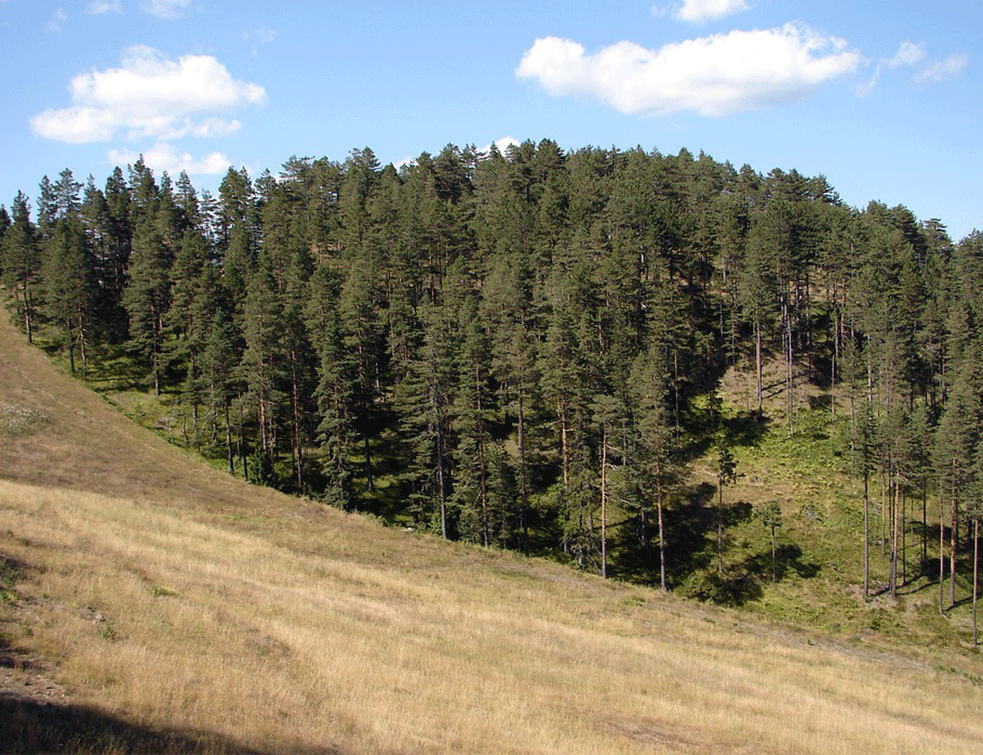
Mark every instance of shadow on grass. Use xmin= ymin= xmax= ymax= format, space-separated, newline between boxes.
xmin=722 ymin=410 xmax=771 ymax=450
xmin=0 ymin=695 xmax=276 ymax=755
xmin=683 ymin=544 xmax=821 ymax=607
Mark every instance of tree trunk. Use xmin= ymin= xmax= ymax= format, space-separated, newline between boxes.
xmin=517 ymin=388 xmax=529 ymax=556
xmin=863 ymin=468 xmax=870 ymax=598
xmin=656 ymin=456 xmax=666 ymax=592
xmin=940 ymin=478 xmax=946 ymax=615
xmin=291 ymin=354 xmax=304 ymax=494
xmin=951 ymin=459 xmax=958 ymax=609
xmin=890 ymin=472 xmax=899 ymax=597
xmin=476 ymin=367 xmax=489 ymax=548
xmin=600 ymin=425 xmax=608 ymax=579
xmin=922 ymin=483 xmax=928 ymax=573
xmin=225 ymin=396 xmax=234 ymax=477
xmin=363 ymin=432 xmax=373 ymax=492
xmin=717 ymin=483 xmax=724 ymax=575
xmin=974 ymin=516 xmax=979 ymax=646
xmin=755 ymin=318 xmax=763 ymax=416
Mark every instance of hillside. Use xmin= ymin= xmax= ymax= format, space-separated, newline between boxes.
xmin=2 ymin=301 xmax=983 ymax=752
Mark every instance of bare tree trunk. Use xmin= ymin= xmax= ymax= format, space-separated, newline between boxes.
xmin=656 ymin=455 xmax=667 ymax=592
xmin=225 ymin=397 xmax=234 ymax=477
xmin=940 ymin=478 xmax=947 ymax=615
xmin=864 ymin=468 xmax=870 ymax=598
xmin=717 ymin=483 xmax=724 ymax=575
xmin=891 ymin=472 xmax=899 ymax=597
xmin=951 ymin=459 xmax=958 ymax=609
xmin=517 ymin=389 xmax=529 ymax=556
xmin=974 ymin=516 xmax=979 ymax=646
xmin=291 ymin=355 xmax=304 ymax=494
xmin=600 ymin=426 xmax=608 ymax=579
xmin=755 ymin=319 xmax=763 ymax=416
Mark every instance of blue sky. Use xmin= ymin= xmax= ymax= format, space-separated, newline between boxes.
xmin=1 ymin=0 xmax=979 ymax=240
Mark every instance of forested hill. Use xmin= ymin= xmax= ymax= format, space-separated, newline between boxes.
xmin=1 ymin=139 xmax=980 ymax=604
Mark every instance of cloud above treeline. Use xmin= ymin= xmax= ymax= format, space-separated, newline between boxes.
xmin=30 ymin=45 xmax=263 ymax=176
xmin=30 ymin=45 xmax=265 ymax=144
xmin=516 ymin=22 xmax=860 ymax=118
xmin=108 ymin=142 xmax=233 ymax=176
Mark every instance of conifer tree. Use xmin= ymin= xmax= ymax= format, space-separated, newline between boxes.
xmin=124 ymin=217 xmax=172 ymax=394
xmin=451 ymin=294 xmax=496 ymax=545
xmin=239 ymin=255 xmax=287 ymax=482
xmin=200 ymin=286 xmax=242 ymax=476
xmin=42 ymin=217 xmax=95 ymax=376
xmin=397 ymin=297 xmax=458 ymax=537
xmin=307 ymin=263 xmax=357 ymax=509
xmin=1 ymin=192 xmax=41 ymax=342
xmin=630 ymin=344 xmax=675 ymax=591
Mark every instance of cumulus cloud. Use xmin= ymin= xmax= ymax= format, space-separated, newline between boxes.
xmin=142 ymin=0 xmax=189 ymax=19
xmin=671 ymin=0 xmax=749 ymax=23
xmin=30 ymin=45 xmax=265 ymax=144
xmin=108 ymin=142 xmax=232 ymax=176
xmin=516 ymin=23 xmax=860 ymax=118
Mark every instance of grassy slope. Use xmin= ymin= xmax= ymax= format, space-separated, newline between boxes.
xmin=2 ymin=307 xmax=983 ymax=754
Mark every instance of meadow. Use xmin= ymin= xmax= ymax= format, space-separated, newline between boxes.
xmin=2 ymin=307 xmax=983 ymax=754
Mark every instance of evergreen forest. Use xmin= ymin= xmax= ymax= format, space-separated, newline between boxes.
xmin=3 ymin=140 xmax=982 ymax=614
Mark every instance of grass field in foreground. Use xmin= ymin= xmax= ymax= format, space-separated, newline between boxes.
xmin=2 ymin=308 xmax=983 ymax=754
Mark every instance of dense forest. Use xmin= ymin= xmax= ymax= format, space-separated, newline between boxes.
xmin=2 ymin=140 xmax=981 ymax=608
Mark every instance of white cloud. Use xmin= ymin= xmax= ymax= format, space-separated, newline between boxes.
xmin=30 ymin=45 xmax=265 ymax=144
xmin=914 ymin=53 xmax=968 ymax=83
xmin=108 ymin=142 xmax=232 ymax=176
xmin=141 ymin=0 xmax=188 ymax=19
xmin=516 ymin=23 xmax=860 ymax=118
xmin=87 ymin=0 xmax=122 ymax=14
xmin=672 ymin=0 xmax=749 ymax=23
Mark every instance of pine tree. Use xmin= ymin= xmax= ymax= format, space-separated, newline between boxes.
xmin=397 ymin=298 xmax=458 ymax=537
xmin=101 ymin=167 xmax=133 ymax=341
xmin=630 ymin=344 xmax=675 ymax=591
xmin=239 ymin=256 xmax=287 ymax=483
xmin=1 ymin=192 xmax=41 ymax=342
xmin=481 ymin=253 xmax=540 ymax=554
xmin=306 ymin=263 xmax=357 ymax=509
xmin=42 ymin=217 xmax=95 ymax=376
xmin=124 ymin=217 xmax=172 ymax=394
xmin=451 ymin=294 xmax=496 ymax=545
xmin=200 ymin=289 xmax=242 ymax=476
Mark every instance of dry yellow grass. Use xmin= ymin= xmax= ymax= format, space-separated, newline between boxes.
xmin=2 ymin=302 xmax=983 ymax=754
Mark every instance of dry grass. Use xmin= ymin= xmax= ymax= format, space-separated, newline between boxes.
xmin=2 ymin=302 xmax=983 ymax=754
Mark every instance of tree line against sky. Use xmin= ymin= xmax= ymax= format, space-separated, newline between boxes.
xmin=2 ymin=139 xmax=982 ymax=613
